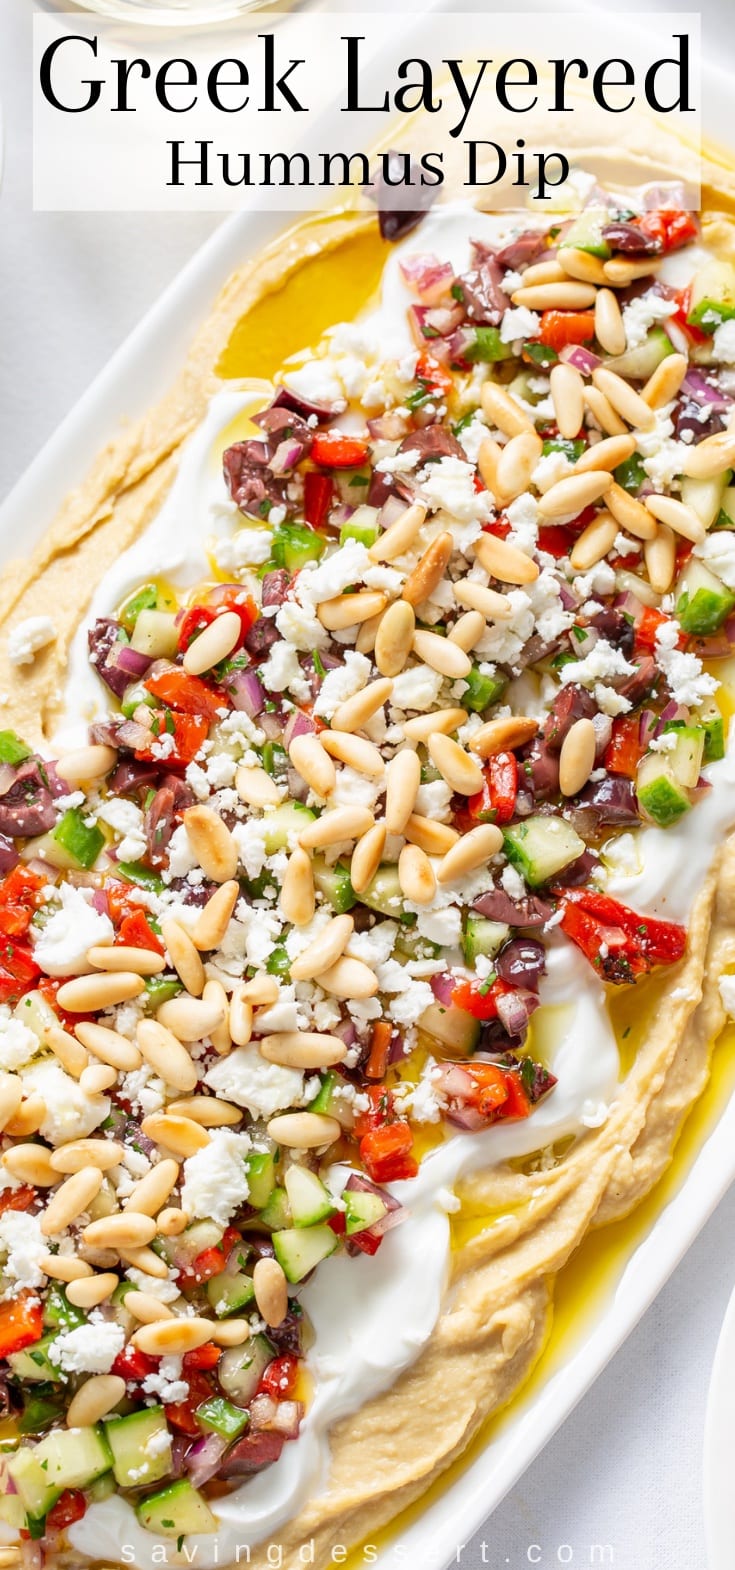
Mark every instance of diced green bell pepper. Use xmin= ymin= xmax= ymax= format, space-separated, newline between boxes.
xmin=51 ymin=807 xmax=104 ymax=870
xmin=0 ymin=730 xmax=31 ymax=765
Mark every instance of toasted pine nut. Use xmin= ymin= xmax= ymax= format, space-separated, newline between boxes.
xmin=133 ymin=1316 xmax=215 ymax=1356
xmin=0 ymin=1553 xmax=21 ymax=1570
xmin=253 ymin=1256 xmax=288 ymax=1327
xmin=83 ymin=1211 xmax=157 ymax=1248
xmin=402 ymin=708 xmax=467 ymax=743
xmin=402 ymin=531 xmax=453 ymax=608
xmin=495 ymin=430 xmax=543 ymax=502
xmin=331 ymin=677 xmax=393 ymax=733
xmin=118 ymin=1244 xmax=170 ymax=1278
xmin=477 ymin=436 xmax=502 ymax=497
xmin=354 ymin=611 xmax=386 ymax=656
xmin=56 ymin=745 xmax=117 ymax=786
xmin=167 ymin=1097 xmax=240 ymax=1128
xmin=603 ymin=256 xmax=661 ymax=285
xmin=57 ymin=973 xmax=144 ymax=1012
xmin=317 ymin=956 xmax=378 ymax=1000
xmin=616 ymin=569 xmax=662 ymax=609
xmin=50 ymin=1139 xmax=124 ymax=1175
xmin=538 ymin=471 xmax=612 ymax=519
xmin=183 ymin=610 xmax=241 ymax=675
xmin=240 ymin=974 xmax=280 ymax=1007
xmin=374 ymin=600 xmax=416 ymax=677
xmin=66 ymin=1271 xmax=119 ymax=1308
xmin=385 ymin=749 xmax=421 ymax=836
xmin=469 ymin=715 xmax=539 ymax=759
xmin=0 ymin=1074 xmax=23 ymax=1132
xmin=350 ymin=821 xmax=387 ymax=895
xmin=644 ymin=494 xmax=705 ymax=544
xmin=449 ymin=610 xmax=486 ymax=652
xmin=201 ymin=977 xmax=232 ymax=1056
xmin=404 ymin=815 xmax=459 ymax=856
xmin=511 ymin=281 xmax=597 ymax=310
xmin=557 ymin=247 xmax=608 ymax=285
xmin=141 ymin=1113 xmax=210 ymax=1158
xmin=279 ymin=845 xmax=315 ymax=926
xmin=125 ymin=1291 xmax=175 ymax=1324
xmin=210 ymin=1318 xmax=252 ymax=1346
xmin=228 ymin=993 xmax=253 ymax=1050
xmin=43 ymin=1024 xmax=88 ymax=1079
xmin=480 ymin=382 xmax=533 ymax=437
xmin=644 ymin=524 xmax=677 ymax=594
xmin=681 ymin=431 xmax=735 ymax=480
xmin=191 ymin=881 xmax=239 ymax=953
xmin=437 ymin=823 xmax=503 ymax=883
xmin=569 ymin=510 xmax=619 ymax=571
xmin=412 ymin=630 xmax=471 ymax=679
xmin=592 ymin=367 xmax=656 ymax=432
xmin=572 ymin=434 xmax=637 ymax=475
xmin=235 ymin=764 xmax=282 ymax=808
xmin=86 ymin=944 xmax=165 ymax=976
xmin=288 ymin=733 xmax=336 ymax=798
xmin=428 ymin=733 xmax=484 ymax=796
xmin=290 ymin=914 xmax=354 ymax=981
xmin=298 ymin=805 xmax=374 ymax=849
xmin=549 ymin=363 xmax=585 ymax=441
xmin=136 ymin=1018 xmax=197 ymax=1092
xmin=4 ymin=1096 xmax=46 ymax=1138
xmin=156 ymin=995 xmax=226 ymax=1043
xmin=594 ymin=288 xmax=626 ymax=356
xmin=318 ymin=591 xmax=387 ymax=631
xmin=473 ymin=531 xmax=539 ymax=585
xmin=66 ymin=1374 xmax=126 ymax=1428
xmin=183 ymin=806 xmax=238 ymax=884
xmin=606 ymin=482 xmax=658 ymax=541
xmin=398 ymin=844 xmax=436 ymax=904
xmin=266 ymin=1111 xmax=341 ymax=1149
xmin=157 ymin=1207 xmax=189 ymax=1237
xmin=161 ymin=919 xmax=205 ymax=999
xmin=642 ymin=352 xmax=688 ymax=410
xmin=584 ymin=385 xmax=628 ymax=437
xmin=368 ymin=502 xmax=426 ymax=563
xmin=80 ymin=1063 xmax=118 ymax=1095
xmin=123 ymin=1158 xmax=180 ymax=1217
xmin=3 ymin=1143 xmax=57 ymax=1187
xmin=453 ymin=580 xmax=513 ymax=620
xmin=519 ymin=259 xmax=567 ymax=287
xmin=39 ymin=1253 xmax=93 ymax=1282
xmin=75 ymin=1021 xmax=142 ymax=1072
xmin=260 ymin=1030 xmax=349 ymax=1067
xmin=559 ymin=718 xmax=597 ymax=797
xmin=320 ymin=731 xmax=385 ymax=779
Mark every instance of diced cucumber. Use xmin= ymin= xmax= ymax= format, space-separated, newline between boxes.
xmin=39 ymin=807 xmax=105 ymax=872
xmin=258 ymin=1186 xmax=292 ymax=1231
xmin=503 ymin=816 xmax=585 ymax=887
xmin=9 ymin=1334 xmax=63 ymax=1384
xmin=699 ymin=699 xmax=726 ymax=762
xmin=312 ymin=857 xmax=356 ymax=913
xmin=0 ymin=730 xmax=31 ymax=765
xmin=462 ymin=664 xmax=507 ymax=713
xmin=271 ymin=520 xmax=327 ymax=573
xmin=130 ymin=611 xmax=179 ymax=660
xmin=603 ymin=327 xmax=674 ymax=382
xmin=284 ymin=1164 xmax=336 ymax=1227
xmin=418 ymin=1000 xmax=481 ymax=1057
xmin=217 ymin=1334 xmax=275 ymax=1404
xmin=12 ymin=1426 xmax=112 ymax=1511
xmin=558 ymin=207 xmax=611 ymax=258
xmin=109 ymin=1280 xmax=137 ymax=1336
xmin=675 ymin=558 xmax=735 ymax=634
xmin=344 ymin=1188 xmax=387 ymax=1236
xmin=360 ymin=863 xmax=406 ymax=918
xmin=173 ymin=1221 xmax=223 ymax=1265
xmin=0 ymin=1492 xmax=26 ymax=1530
xmin=136 ymin=1478 xmax=217 ymax=1539
xmin=687 ymin=259 xmax=735 ymax=331
xmin=463 ymin=326 xmax=513 ymax=364
xmin=44 ymin=1284 xmax=86 ymax=1332
xmin=664 ymin=724 xmax=705 ymax=789
xmin=614 ymin=451 xmax=646 ymax=494
xmin=118 ymin=582 xmax=159 ymax=632
xmin=13 ymin=987 xmax=59 ymax=1045
xmin=393 ymin=926 xmax=440 ymax=962
xmin=261 ymin=802 xmax=315 ymax=854
xmin=244 ymin=1150 xmax=277 ymax=1210
xmin=196 ymin=1396 xmax=249 ymax=1441
xmin=104 ymin=1407 xmax=172 ymax=1489
xmin=7 ymin=1447 xmax=59 ymax=1521
xmin=206 ymin=1268 xmax=255 ymax=1318
xmin=636 ymin=753 xmax=691 ymax=826
xmin=306 ymin=1070 xmax=341 ymax=1116
xmin=681 ymin=473 xmax=730 ymax=530
xmin=18 ymin=1392 xmax=66 ymax=1435
xmin=717 ymin=483 xmax=735 ymax=528
xmin=462 ymin=916 xmax=510 ymax=966
xmin=260 ymin=740 xmax=289 ymax=783
xmin=273 ymin=1223 xmax=338 ymax=1284
xmin=339 ymin=507 xmax=379 ymax=548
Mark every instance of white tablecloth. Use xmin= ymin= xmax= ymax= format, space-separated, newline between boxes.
xmin=2 ymin=2 xmax=735 ymax=1565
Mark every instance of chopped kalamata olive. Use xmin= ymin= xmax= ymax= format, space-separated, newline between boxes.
xmin=370 ymin=151 xmax=439 ymax=241
xmin=602 ymin=221 xmax=663 ymax=255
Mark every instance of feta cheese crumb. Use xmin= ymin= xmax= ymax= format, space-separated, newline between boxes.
xmin=181 ymin=1129 xmax=253 ymax=1227
xmin=7 ymin=616 xmax=57 ymax=666
xmin=206 ymin=1043 xmax=304 ymax=1120
xmin=34 ymin=883 xmax=114 ymax=977
xmin=50 ymin=1321 xmax=125 ymax=1375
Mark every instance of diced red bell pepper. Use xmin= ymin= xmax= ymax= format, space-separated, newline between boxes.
xmin=144 ymin=670 xmax=224 ymax=724
xmin=538 ymin=311 xmax=596 ymax=351
xmin=669 ymin=285 xmax=710 ymax=346
xmin=0 ymin=941 xmax=41 ymax=1005
xmin=638 ymin=209 xmax=698 ymax=253
xmin=604 ymin=714 xmax=644 ymax=779
xmin=464 ymin=1062 xmax=512 ymax=1116
xmin=0 ymin=1185 xmax=36 ymax=1216
xmin=0 ymin=867 xmax=45 ymax=940
xmin=134 ymin=712 xmax=209 ymax=769
xmin=177 ymin=596 xmax=257 ymax=655
xmin=450 ymin=976 xmax=514 ymax=1021
xmin=499 ymin=1072 xmax=532 ymax=1121
xmin=37 ymin=976 xmax=95 ymax=1032
xmin=167 ymin=1370 xmax=214 ymax=1435
xmin=481 ymin=515 xmax=511 ymax=539
xmin=467 ymin=752 xmax=518 ymax=827
xmin=310 ymin=432 xmax=371 ymax=469
xmin=556 ymin=888 xmax=687 ymax=983
xmin=178 ymin=1226 xmax=241 ymax=1291
xmin=538 ymin=524 xmax=578 ymax=559
xmin=303 ymin=471 xmax=333 ymax=531
xmin=258 ymin=1354 xmax=299 ymax=1400
xmin=177 ymin=605 xmax=217 ymax=653
xmin=45 ymin=1490 xmax=87 ymax=1534
xmin=117 ymin=909 xmax=165 ymax=957
xmin=111 ymin=1344 xmax=159 ymax=1384
xmin=183 ymin=1344 xmax=222 ymax=1373
xmin=415 ymin=351 xmax=453 ymax=398
xmin=0 ymin=1291 xmax=44 ymax=1358
xmin=634 ymin=604 xmax=671 ymax=653
xmin=359 ymin=1122 xmax=417 ymax=1183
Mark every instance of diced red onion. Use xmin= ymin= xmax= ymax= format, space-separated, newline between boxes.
xmin=593 ymin=715 xmax=613 ymax=758
xmin=559 ymin=344 xmax=601 ymax=375
xmin=495 ymin=987 xmax=539 ymax=1038
xmin=91 ymin=888 xmax=111 ymax=916
xmin=343 ymin=1172 xmax=405 ymax=1239
xmin=283 ymin=709 xmax=316 ymax=749
xmin=447 ymin=325 xmax=479 ymax=364
xmin=259 ymin=710 xmax=283 ymax=741
xmin=399 ymin=254 xmax=455 ymax=304
xmin=655 ymin=699 xmax=690 ymax=734
xmin=0 ymin=837 xmax=20 ymax=875
xmin=681 ymin=368 xmax=732 ymax=411
xmin=116 ymin=719 xmax=154 ymax=751
xmin=24 ymin=856 xmax=58 ymax=880
xmin=225 ymin=668 xmax=265 ymax=718
xmin=430 ymin=972 xmax=456 ymax=1007
xmin=270 ymin=438 xmax=307 ymax=476
xmin=378 ymin=496 xmax=407 ymax=530
xmin=333 ymin=1018 xmax=357 ymax=1049
xmin=185 ymin=1433 xmax=229 ymax=1488
xmin=367 ymin=410 xmax=413 ymax=441
xmin=115 ymin=643 xmax=153 ymax=679
xmin=639 ymin=708 xmax=658 ymax=748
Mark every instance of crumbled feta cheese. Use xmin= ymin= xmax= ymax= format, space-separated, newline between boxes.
xmin=501 ymin=863 xmax=526 ymax=899
xmin=166 ymin=823 xmax=199 ymax=880
xmin=0 ymin=1011 xmax=40 ymax=1070
xmin=694 ymin=530 xmax=735 ymax=590
xmin=559 ymin=639 xmax=636 ymax=715
xmin=21 ymin=1058 xmax=110 ymax=1146
xmin=298 ymin=540 xmax=371 ymax=608
xmin=7 ymin=616 xmax=57 ymax=666
xmin=34 ymin=883 xmax=114 ymax=978
xmin=120 ymin=1064 xmax=165 ymax=1117
xmin=417 ymin=456 xmax=491 ymax=530
xmin=500 ymin=306 xmax=540 ymax=343
xmin=281 ymin=360 xmax=346 ymax=408
xmin=205 ymin=1044 xmax=304 ymax=1120
xmin=125 ymin=1269 xmax=180 ymax=1302
xmin=415 ymin=905 xmax=462 ymax=947
xmin=212 ymin=526 xmax=274 ymax=571
xmin=390 ymin=664 xmax=444 ymax=712
xmin=181 ymin=1129 xmax=253 ymax=1227
xmin=621 ymin=289 xmax=676 ymax=351
xmin=95 ymin=797 xmax=147 ymax=862
xmin=314 ymin=651 xmax=371 ymax=719
xmin=276 ymin=598 xmax=330 ymax=651
xmin=50 ymin=1321 xmax=125 ymax=1375
xmin=456 ymin=412 xmax=489 ymax=465
xmin=718 ymin=973 xmax=735 ymax=1017
xmin=232 ymin=817 xmax=270 ymax=880
xmin=415 ymin=779 xmax=453 ymax=822
xmin=142 ymin=1355 xmax=189 ymax=1405
xmin=654 ymin=619 xmax=718 ymax=708
xmin=376 ymin=959 xmax=435 ymax=1026
xmin=0 ymin=1210 xmax=47 ymax=1290
xmin=347 ymin=921 xmax=399 ymax=967
xmin=260 ymin=641 xmax=311 ymax=703
xmin=712 ymin=320 xmax=735 ymax=364
xmin=636 ymin=404 xmax=687 ymax=488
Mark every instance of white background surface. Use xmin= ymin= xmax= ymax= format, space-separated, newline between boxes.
xmin=2 ymin=1 xmax=735 ymax=1566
